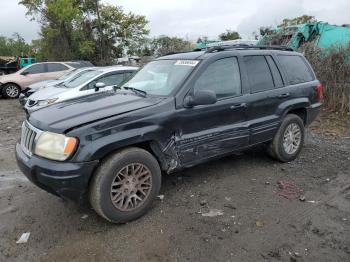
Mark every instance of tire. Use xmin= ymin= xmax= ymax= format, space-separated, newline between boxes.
xmin=89 ymin=147 xmax=161 ymax=223
xmin=2 ymin=83 xmax=21 ymax=98
xmin=267 ymin=114 xmax=305 ymax=162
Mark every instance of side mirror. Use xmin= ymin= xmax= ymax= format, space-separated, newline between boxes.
xmin=94 ymin=82 xmax=106 ymax=92
xmin=21 ymin=71 xmax=29 ymax=76
xmin=184 ymin=90 xmax=217 ymax=107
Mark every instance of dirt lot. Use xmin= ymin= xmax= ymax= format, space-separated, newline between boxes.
xmin=0 ymin=99 xmax=349 ymax=262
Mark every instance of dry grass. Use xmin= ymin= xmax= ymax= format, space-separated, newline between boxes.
xmin=301 ymin=43 xmax=350 ymax=115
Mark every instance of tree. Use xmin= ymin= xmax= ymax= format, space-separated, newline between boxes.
xmin=19 ymin=0 xmax=149 ymax=64
xmin=279 ymin=15 xmax=317 ymax=28
xmin=151 ymin=36 xmax=193 ymax=57
xmin=259 ymin=26 xmax=273 ymax=36
xmin=0 ymin=33 xmax=34 ymax=57
xmin=218 ymin=30 xmax=241 ymax=41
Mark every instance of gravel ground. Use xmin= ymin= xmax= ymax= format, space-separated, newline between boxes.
xmin=0 ymin=99 xmax=349 ymax=262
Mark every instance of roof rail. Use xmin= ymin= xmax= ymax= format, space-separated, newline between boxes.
xmin=204 ymin=44 xmax=294 ymax=53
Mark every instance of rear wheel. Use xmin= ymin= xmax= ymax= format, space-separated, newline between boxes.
xmin=89 ymin=147 xmax=161 ymax=223
xmin=267 ymin=114 xmax=305 ymax=162
xmin=2 ymin=83 xmax=21 ymax=98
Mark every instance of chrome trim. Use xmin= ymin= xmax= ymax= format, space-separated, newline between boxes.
xmin=20 ymin=121 xmax=43 ymax=156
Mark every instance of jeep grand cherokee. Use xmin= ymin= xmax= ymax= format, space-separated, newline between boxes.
xmin=16 ymin=45 xmax=322 ymax=223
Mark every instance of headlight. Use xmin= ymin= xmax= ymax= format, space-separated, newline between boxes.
xmin=37 ymin=98 xmax=58 ymax=106
xmin=34 ymin=132 xmax=78 ymax=161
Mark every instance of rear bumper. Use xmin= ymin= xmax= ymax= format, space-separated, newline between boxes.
xmin=15 ymin=143 xmax=99 ymax=202
xmin=306 ymin=102 xmax=322 ymax=126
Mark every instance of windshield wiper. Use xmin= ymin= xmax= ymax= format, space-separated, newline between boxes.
xmin=122 ymin=86 xmax=147 ymax=97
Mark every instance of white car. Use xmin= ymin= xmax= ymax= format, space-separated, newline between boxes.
xmin=19 ymin=67 xmax=95 ymax=105
xmin=25 ymin=66 xmax=138 ymax=113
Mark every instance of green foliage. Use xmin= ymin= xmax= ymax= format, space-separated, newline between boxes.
xmin=19 ymin=0 xmax=149 ymax=64
xmin=279 ymin=15 xmax=317 ymax=28
xmin=151 ymin=36 xmax=193 ymax=57
xmin=218 ymin=30 xmax=241 ymax=41
xmin=0 ymin=33 xmax=34 ymax=57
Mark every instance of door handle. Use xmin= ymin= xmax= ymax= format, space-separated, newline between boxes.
xmin=278 ymin=93 xmax=290 ymax=98
xmin=230 ymin=103 xmax=247 ymax=109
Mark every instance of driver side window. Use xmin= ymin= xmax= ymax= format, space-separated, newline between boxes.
xmin=87 ymin=73 xmax=125 ymax=89
xmin=193 ymin=57 xmax=241 ymax=99
xmin=23 ymin=64 xmax=46 ymax=75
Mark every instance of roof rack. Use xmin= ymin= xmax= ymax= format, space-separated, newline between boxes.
xmin=204 ymin=44 xmax=294 ymax=53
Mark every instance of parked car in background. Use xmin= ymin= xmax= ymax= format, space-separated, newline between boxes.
xmin=16 ymin=45 xmax=322 ymax=223
xmin=19 ymin=67 xmax=95 ymax=106
xmin=25 ymin=66 xmax=138 ymax=113
xmin=0 ymin=61 xmax=93 ymax=99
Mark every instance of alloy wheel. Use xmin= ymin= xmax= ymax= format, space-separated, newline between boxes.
xmin=110 ymin=163 xmax=152 ymax=211
xmin=5 ymin=85 xmax=20 ymax=98
xmin=282 ymin=123 xmax=301 ymax=155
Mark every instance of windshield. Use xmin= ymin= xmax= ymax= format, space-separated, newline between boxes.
xmin=57 ymin=69 xmax=78 ymax=81
xmin=122 ymin=60 xmax=199 ymax=95
xmin=62 ymin=70 xmax=102 ymax=88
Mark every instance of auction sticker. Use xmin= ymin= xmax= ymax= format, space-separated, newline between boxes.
xmin=174 ymin=60 xmax=199 ymax=67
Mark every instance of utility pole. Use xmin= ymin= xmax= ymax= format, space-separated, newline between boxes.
xmin=95 ymin=0 xmax=103 ymax=64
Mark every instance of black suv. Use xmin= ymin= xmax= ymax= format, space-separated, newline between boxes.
xmin=16 ymin=45 xmax=323 ymax=223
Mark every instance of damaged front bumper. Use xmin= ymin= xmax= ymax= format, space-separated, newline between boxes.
xmin=15 ymin=143 xmax=99 ymax=202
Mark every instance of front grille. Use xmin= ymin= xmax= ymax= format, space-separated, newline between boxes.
xmin=20 ymin=122 xmax=39 ymax=156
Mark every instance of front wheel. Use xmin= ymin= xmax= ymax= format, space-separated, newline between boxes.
xmin=2 ymin=83 xmax=21 ymax=98
xmin=267 ymin=114 xmax=305 ymax=162
xmin=89 ymin=147 xmax=161 ymax=223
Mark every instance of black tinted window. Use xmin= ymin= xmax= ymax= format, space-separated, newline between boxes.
xmin=266 ymin=56 xmax=284 ymax=88
xmin=24 ymin=64 xmax=46 ymax=74
xmin=47 ymin=63 xmax=68 ymax=72
xmin=194 ymin=57 xmax=241 ymax=99
xmin=278 ymin=55 xmax=314 ymax=85
xmin=244 ymin=56 xmax=274 ymax=93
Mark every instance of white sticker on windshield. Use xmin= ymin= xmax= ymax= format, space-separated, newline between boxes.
xmin=175 ymin=60 xmax=199 ymax=67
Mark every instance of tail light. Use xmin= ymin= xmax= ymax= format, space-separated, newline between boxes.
xmin=315 ymin=83 xmax=324 ymax=102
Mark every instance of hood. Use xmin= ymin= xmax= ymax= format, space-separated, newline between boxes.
xmin=29 ymin=86 xmax=68 ymax=100
xmin=29 ymin=91 xmax=163 ymax=133
xmin=28 ymin=80 xmax=57 ymax=91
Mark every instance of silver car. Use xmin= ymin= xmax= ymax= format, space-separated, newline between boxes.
xmin=19 ymin=67 xmax=95 ymax=105
xmin=25 ymin=66 xmax=138 ymax=113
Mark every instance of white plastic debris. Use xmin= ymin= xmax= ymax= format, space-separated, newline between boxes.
xmin=307 ymin=200 xmax=320 ymax=204
xmin=16 ymin=232 xmax=30 ymax=244
xmin=81 ymin=214 xmax=89 ymax=219
xmin=157 ymin=195 xmax=164 ymax=200
xmin=201 ymin=209 xmax=224 ymax=217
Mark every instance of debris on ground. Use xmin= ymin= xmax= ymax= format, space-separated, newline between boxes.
xmin=16 ymin=232 xmax=30 ymax=244
xmin=199 ymin=199 xmax=207 ymax=206
xmin=306 ymin=200 xmax=320 ymax=204
xmin=157 ymin=195 xmax=164 ymax=201
xmin=299 ymin=196 xmax=306 ymax=202
xmin=201 ymin=209 xmax=224 ymax=217
xmin=81 ymin=214 xmax=89 ymax=219
xmin=255 ymin=220 xmax=264 ymax=228
xmin=276 ymin=181 xmax=303 ymax=200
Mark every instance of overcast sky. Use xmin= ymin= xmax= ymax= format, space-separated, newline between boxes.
xmin=1 ymin=0 xmax=349 ymax=42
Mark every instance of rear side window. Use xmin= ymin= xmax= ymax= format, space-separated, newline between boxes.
xmin=194 ymin=57 xmax=241 ymax=99
xmin=265 ymin=56 xmax=284 ymax=88
xmin=278 ymin=55 xmax=314 ymax=85
xmin=244 ymin=56 xmax=274 ymax=93
xmin=47 ymin=63 xmax=68 ymax=72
